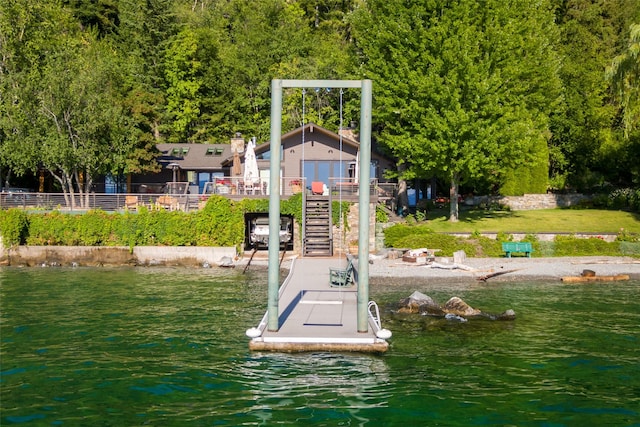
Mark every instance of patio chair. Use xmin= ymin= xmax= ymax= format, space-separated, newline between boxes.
xmin=311 ymin=181 xmax=324 ymax=195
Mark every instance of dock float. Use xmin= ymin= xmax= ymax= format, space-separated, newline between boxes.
xmin=246 ymin=257 xmax=391 ymax=353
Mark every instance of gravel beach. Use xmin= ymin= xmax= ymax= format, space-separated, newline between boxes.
xmin=245 ymin=254 xmax=640 ymax=283
xmin=366 ymin=255 xmax=640 ymax=283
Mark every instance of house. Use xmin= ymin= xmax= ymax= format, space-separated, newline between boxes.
xmin=129 ymin=142 xmax=233 ymax=194
xmin=244 ymin=123 xmax=396 ymax=194
xmin=130 ymin=123 xmax=396 ymax=197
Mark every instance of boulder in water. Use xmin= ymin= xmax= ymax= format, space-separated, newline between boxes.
xmin=395 ymin=292 xmax=515 ymax=321
xmin=443 ymin=297 xmax=481 ymax=317
xmin=397 ymin=291 xmax=444 ymax=316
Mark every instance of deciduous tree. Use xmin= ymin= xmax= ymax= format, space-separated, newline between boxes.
xmin=351 ymin=0 xmax=561 ymax=220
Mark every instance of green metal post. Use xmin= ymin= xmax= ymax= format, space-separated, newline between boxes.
xmin=267 ymin=79 xmax=283 ymax=331
xmin=357 ymin=80 xmax=372 ymax=333
xmin=265 ymin=79 xmax=373 ymax=334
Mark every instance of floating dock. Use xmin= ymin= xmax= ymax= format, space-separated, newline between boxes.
xmin=246 ymin=257 xmax=391 ymax=353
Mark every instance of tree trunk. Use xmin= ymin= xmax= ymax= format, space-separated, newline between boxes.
xmin=449 ymin=173 xmax=459 ymax=222
xmin=397 ymin=179 xmax=409 ymax=216
xmin=396 ymin=162 xmax=409 ymax=216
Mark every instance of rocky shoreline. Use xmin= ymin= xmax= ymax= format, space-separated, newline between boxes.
xmin=2 ymin=245 xmax=639 ymax=283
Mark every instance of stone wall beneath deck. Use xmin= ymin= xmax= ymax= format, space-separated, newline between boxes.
xmin=333 ymin=203 xmax=377 ymax=255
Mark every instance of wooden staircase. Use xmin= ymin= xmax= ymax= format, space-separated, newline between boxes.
xmin=303 ymin=195 xmax=332 ymax=256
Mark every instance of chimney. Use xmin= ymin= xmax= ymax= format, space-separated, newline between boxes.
xmin=339 ymin=122 xmax=358 ymax=141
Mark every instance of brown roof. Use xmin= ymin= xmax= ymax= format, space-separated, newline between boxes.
xmin=156 ymin=143 xmax=231 ymax=170
xmin=254 ymin=122 xmax=360 ymax=155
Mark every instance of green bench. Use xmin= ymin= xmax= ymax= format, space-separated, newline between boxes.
xmin=329 ymin=258 xmax=355 ymax=287
xmin=502 ymin=242 xmax=533 ymax=258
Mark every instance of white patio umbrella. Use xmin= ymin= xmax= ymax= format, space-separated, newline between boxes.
xmin=354 ymin=149 xmax=360 ymax=184
xmin=244 ymin=137 xmax=260 ymax=187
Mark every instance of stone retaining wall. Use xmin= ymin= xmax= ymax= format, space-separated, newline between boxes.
xmin=449 ymin=232 xmax=618 ymax=242
xmin=467 ymin=193 xmax=588 ymax=210
xmin=1 ymin=245 xmax=236 ymax=267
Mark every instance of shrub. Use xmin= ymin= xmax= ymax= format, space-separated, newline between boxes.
xmin=26 ymin=211 xmax=75 ymax=245
xmin=389 ymin=232 xmax=462 ymax=256
xmin=375 ymin=204 xmax=389 ymax=223
xmin=496 ymin=231 xmax=513 ymax=242
xmin=281 ymin=193 xmax=303 ymax=226
xmin=553 ymin=235 xmax=619 ymax=256
xmin=630 ymin=189 xmax=640 ymax=212
xmin=238 ymin=198 xmax=270 ymax=214
xmin=608 ymin=188 xmax=634 ymax=209
xmin=194 ymin=196 xmax=244 ymax=247
xmin=111 ymin=210 xmax=143 ymax=248
xmin=76 ymin=210 xmax=113 ymax=245
xmin=384 ymin=224 xmax=433 ymax=248
xmin=0 ymin=209 xmax=28 ymax=246
xmin=616 ymin=228 xmax=640 ymax=242
xmin=332 ymin=201 xmax=351 ymax=229
xmin=619 ymin=241 xmax=640 ymax=256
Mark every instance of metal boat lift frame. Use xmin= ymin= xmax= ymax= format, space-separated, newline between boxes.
xmin=267 ymin=79 xmax=373 ymax=333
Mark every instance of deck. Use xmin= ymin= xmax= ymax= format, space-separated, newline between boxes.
xmin=246 ymin=257 xmax=390 ymax=353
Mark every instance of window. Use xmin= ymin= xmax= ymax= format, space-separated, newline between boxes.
xmin=172 ymin=147 xmax=190 ymax=156
xmin=206 ymin=148 xmax=224 ymax=156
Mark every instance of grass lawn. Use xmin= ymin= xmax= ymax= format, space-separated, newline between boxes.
xmin=422 ymin=208 xmax=640 ymax=234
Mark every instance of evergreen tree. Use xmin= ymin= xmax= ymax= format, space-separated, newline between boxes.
xmin=550 ymin=0 xmax=640 ymax=190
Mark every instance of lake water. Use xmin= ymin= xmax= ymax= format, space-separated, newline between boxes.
xmin=1 ymin=267 xmax=638 ymax=426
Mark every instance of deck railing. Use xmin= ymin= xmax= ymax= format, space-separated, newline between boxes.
xmin=1 ymin=178 xmax=396 ymax=212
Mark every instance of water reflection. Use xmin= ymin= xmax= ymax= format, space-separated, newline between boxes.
xmin=238 ymin=352 xmax=390 ymax=425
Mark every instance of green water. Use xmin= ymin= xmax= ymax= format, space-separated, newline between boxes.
xmin=1 ymin=267 xmax=638 ymax=426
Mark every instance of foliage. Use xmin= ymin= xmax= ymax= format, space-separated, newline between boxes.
xmin=608 ymin=188 xmax=635 ymax=209
xmin=237 ymin=198 xmax=270 ymax=215
xmin=350 ymin=0 xmax=560 ymax=220
xmin=616 ymin=228 xmax=640 ymax=243
xmin=606 ymin=23 xmax=640 ymax=138
xmin=376 ymin=204 xmax=389 ymax=223
xmin=495 ymin=231 xmax=513 ymax=243
xmin=194 ymin=196 xmax=244 ymax=247
xmin=26 ymin=212 xmax=77 ymax=245
xmin=383 ymin=224 xmax=433 ymax=248
xmin=552 ymin=235 xmax=620 ymax=257
xmin=0 ymin=8 xmax=134 ymax=207
xmin=1 ymin=0 xmax=640 ymax=206
xmin=0 ymin=209 xmax=28 ymax=246
xmin=280 ymin=193 xmax=304 ymax=226
xmin=75 ymin=210 xmax=113 ymax=245
xmin=383 ymin=224 xmax=499 ymax=257
xmin=333 ymin=201 xmax=351 ymax=229
xmin=382 ymin=223 xmax=640 ymax=257
xmin=550 ymin=0 xmax=640 ymax=190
